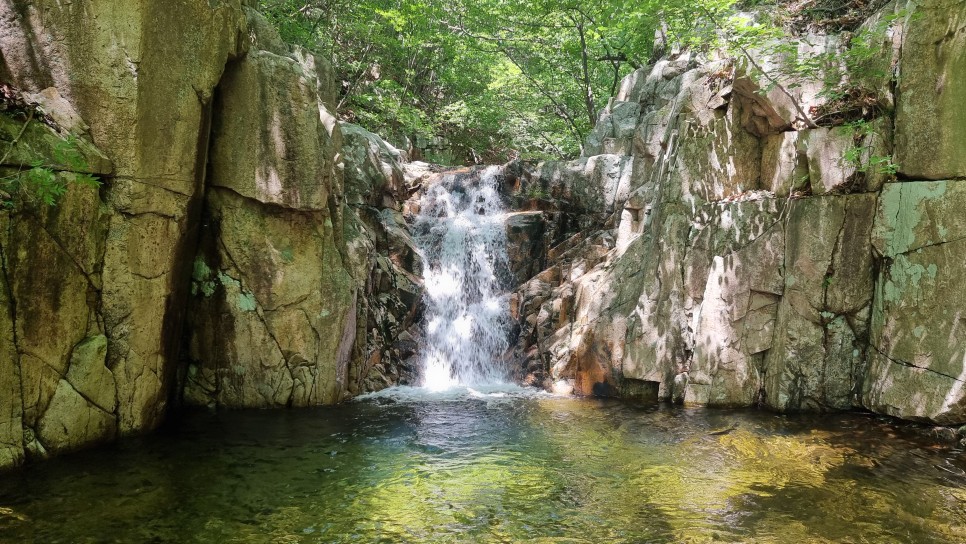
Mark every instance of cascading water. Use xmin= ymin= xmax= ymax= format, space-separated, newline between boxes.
xmin=412 ymin=165 xmax=513 ymax=391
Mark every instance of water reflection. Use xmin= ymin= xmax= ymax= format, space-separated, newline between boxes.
xmin=1 ymin=397 xmax=965 ymax=543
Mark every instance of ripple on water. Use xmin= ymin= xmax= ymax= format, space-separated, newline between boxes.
xmin=0 ymin=399 xmax=965 ymax=543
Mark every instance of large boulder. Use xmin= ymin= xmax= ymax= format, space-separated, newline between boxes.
xmin=894 ymin=0 xmax=966 ymax=179
xmin=1 ymin=0 xmax=251 ymax=435
xmin=506 ymin=212 xmax=547 ymax=284
xmin=36 ymin=336 xmax=116 ymax=455
xmin=185 ymin=42 xmax=354 ymax=408
xmin=671 ymin=98 xmax=762 ymax=203
xmin=526 ymin=155 xmax=635 ymax=217
xmin=685 ymin=200 xmax=785 ymax=407
xmin=209 ymin=50 xmax=339 ymax=211
xmin=584 ymin=100 xmax=641 ymax=156
xmin=185 ymin=188 xmax=355 ymax=407
xmin=0 ymin=94 xmax=115 ymax=464
xmin=3 ymin=182 xmax=112 ymax=459
xmin=764 ymin=195 xmax=876 ymax=412
xmin=341 ymin=123 xmax=408 ymax=208
xmin=0 ymin=213 xmax=23 ymax=468
xmin=864 ymin=180 xmax=966 ymax=423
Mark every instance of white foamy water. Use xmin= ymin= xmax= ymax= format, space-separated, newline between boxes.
xmin=411 ymin=166 xmax=513 ymax=391
xmin=356 ymin=383 xmax=554 ymax=404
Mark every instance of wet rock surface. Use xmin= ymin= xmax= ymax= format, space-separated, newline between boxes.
xmin=506 ymin=0 xmax=966 ymax=426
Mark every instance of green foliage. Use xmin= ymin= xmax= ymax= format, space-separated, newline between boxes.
xmin=257 ymin=0 xmax=905 ymax=165
xmin=841 ymin=119 xmax=897 ymax=176
xmin=259 ymin=0 xmax=676 ymax=162
xmin=1 ymin=124 xmax=102 ymax=209
xmin=192 ymin=257 xmax=218 ymax=297
xmin=522 ymin=183 xmax=549 ymax=201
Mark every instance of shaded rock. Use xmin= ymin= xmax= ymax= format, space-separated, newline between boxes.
xmin=585 ymin=100 xmax=641 ymax=156
xmin=65 ymin=335 xmax=116 ymax=414
xmin=526 ymin=155 xmax=634 ymax=216
xmin=209 ymin=50 xmax=339 ymax=211
xmin=764 ymin=195 xmax=876 ymax=412
xmin=181 ymin=5 xmax=364 ymax=409
xmin=686 ymin=201 xmax=785 ymax=407
xmin=0 ymin=214 xmax=23 ymax=468
xmin=806 ymin=127 xmax=858 ymax=195
xmin=185 ymin=186 xmax=354 ymax=407
xmin=894 ymin=0 xmax=966 ymax=179
xmin=731 ymin=34 xmax=843 ymax=134
xmin=506 ymin=212 xmax=547 ymax=284
xmin=672 ymin=98 xmax=761 ymax=202
xmin=0 ymin=110 xmax=111 ymax=174
xmin=36 ymin=379 xmax=115 ymax=456
xmin=342 ymin=123 xmax=408 ymax=208
xmin=760 ymin=131 xmax=808 ymax=197
xmin=7 ymin=184 xmax=109 ymax=433
xmin=69 ymin=0 xmax=249 ymax=434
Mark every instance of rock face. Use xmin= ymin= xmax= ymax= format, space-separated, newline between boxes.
xmin=0 ymin=0 xmax=253 ymax=462
xmin=182 ymin=14 xmax=356 ymax=408
xmin=0 ymin=2 xmax=421 ymax=470
xmin=1 ymin=108 xmax=116 ymax=464
xmin=865 ymin=181 xmax=966 ymax=423
xmin=510 ymin=0 xmax=966 ymax=424
xmin=340 ymin=124 xmax=428 ymax=393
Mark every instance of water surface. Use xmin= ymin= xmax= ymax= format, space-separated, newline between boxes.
xmin=1 ymin=390 xmax=965 ymax=543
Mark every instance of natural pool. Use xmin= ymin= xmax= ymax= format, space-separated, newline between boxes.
xmin=1 ymin=388 xmax=965 ymax=543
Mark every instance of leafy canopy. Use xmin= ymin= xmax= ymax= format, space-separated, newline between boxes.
xmin=258 ymin=0 xmax=894 ymax=164
xmin=259 ymin=0 xmax=688 ymax=162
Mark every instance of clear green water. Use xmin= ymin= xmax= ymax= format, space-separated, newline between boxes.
xmin=1 ymin=390 xmax=965 ymax=543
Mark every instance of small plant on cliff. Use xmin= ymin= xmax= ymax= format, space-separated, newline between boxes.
xmin=809 ymin=9 xmax=912 ymax=124
xmin=841 ymin=118 xmax=897 ymax=176
xmin=690 ymin=2 xmax=911 ymax=128
xmin=1 ymin=136 xmax=101 ymax=208
xmin=1 ymin=88 xmax=101 ymax=209
xmin=523 ymin=184 xmax=549 ymax=201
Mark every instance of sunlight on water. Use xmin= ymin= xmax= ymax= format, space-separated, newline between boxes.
xmin=3 ymin=400 xmax=964 ymax=544
xmin=358 ymin=382 xmax=551 ymax=403
xmin=413 ymin=165 xmax=512 ymax=389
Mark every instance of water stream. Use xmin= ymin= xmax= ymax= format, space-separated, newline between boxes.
xmin=412 ymin=165 xmax=512 ymax=390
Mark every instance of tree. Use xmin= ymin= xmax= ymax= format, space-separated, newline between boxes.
xmin=259 ymin=0 xmax=667 ymax=161
xmin=257 ymin=0 xmax=895 ymax=163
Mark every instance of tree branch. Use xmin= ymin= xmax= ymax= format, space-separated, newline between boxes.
xmin=699 ymin=6 xmax=818 ymax=129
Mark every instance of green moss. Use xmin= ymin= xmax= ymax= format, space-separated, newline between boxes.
xmin=217 ymin=272 xmax=240 ymax=289
xmin=192 ymin=258 xmax=211 ymax=281
xmin=237 ymin=292 xmax=258 ymax=312
xmin=878 ymin=182 xmax=947 ymax=257
xmin=882 ymin=254 xmax=937 ymax=303
xmin=190 ymin=258 xmax=218 ymax=297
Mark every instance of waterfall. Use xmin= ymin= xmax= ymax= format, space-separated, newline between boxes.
xmin=413 ymin=166 xmax=512 ymax=390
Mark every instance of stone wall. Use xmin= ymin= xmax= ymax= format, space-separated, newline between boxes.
xmin=511 ymin=0 xmax=966 ymax=424
xmin=0 ymin=0 xmax=249 ymax=468
xmin=0 ymin=1 xmax=420 ymax=470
